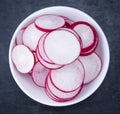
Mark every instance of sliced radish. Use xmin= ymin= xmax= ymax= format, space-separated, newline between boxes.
xmin=16 ymin=29 xmax=24 ymax=45
xmin=71 ymin=21 xmax=98 ymax=55
xmin=50 ymin=60 xmax=84 ymax=92
xmin=32 ymin=62 xmax=49 ymax=87
xmin=35 ymin=14 xmax=65 ymax=32
xmin=22 ymin=23 xmax=45 ymax=51
xmin=12 ymin=45 xmax=34 ymax=73
xmin=32 ymin=52 xmax=38 ymax=63
xmin=45 ymin=86 xmax=61 ymax=102
xmin=65 ymin=18 xmax=74 ymax=25
xmin=46 ymin=75 xmax=82 ymax=101
xmin=61 ymin=16 xmax=74 ymax=28
xmin=78 ymin=53 xmax=102 ymax=84
xmin=44 ymin=29 xmax=81 ymax=65
xmin=36 ymin=48 xmax=62 ymax=70
xmin=81 ymin=37 xmax=98 ymax=56
xmin=45 ymin=83 xmax=68 ymax=102
xmin=38 ymin=33 xmax=54 ymax=64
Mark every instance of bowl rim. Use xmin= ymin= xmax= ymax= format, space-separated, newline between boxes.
xmin=9 ymin=6 xmax=110 ymax=107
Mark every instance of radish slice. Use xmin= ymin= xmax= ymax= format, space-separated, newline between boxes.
xmin=79 ymin=53 xmax=102 ymax=84
xmin=61 ymin=16 xmax=74 ymax=28
xmin=46 ymin=83 xmax=69 ymax=102
xmin=45 ymin=86 xmax=61 ymax=102
xmin=44 ymin=29 xmax=81 ymax=65
xmin=65 ymin=18 xmax=74 ymax=25
xmin=81 ymin=37 xmax=98 ymax=56
xmin=36 ymin=48 xmax=62 ymax=69
xmin=12 ymin=45 xmax=34 ymax=73
xmin=38 ymin=33 xmax=53 ymax=64
xmin=16 ymin=29 xmax=24 ymax=45
xmin=50 ymin=60 xmax=84 ymax=92
xmin=32 ymin=52 xmax=38 ymax=63
xmin=61 ymin=16 xmax=74 ymax=25
xmin=35 ymin=14 xmax=65 ymax=32
xmin=23 ymin=23 xmax=45 ymax=51
xmin=32 ymin=62 xmax=49 ymax=87
xmin=71 ymin=21 xmax=98 ymax=55
xmin=46 ymin=75 xmax=81 ymax=101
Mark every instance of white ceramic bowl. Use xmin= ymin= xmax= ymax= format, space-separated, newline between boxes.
xmin=9 ymin=6 xmax=110 ymax=106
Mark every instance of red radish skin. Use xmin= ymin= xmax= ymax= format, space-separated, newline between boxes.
xmin=50 ymin=60 xmax=85 ymax=92
xmin=35 ymin=14 xmax=65 ymax=32
xmin=79 ymin=53 xmax=102 ymax=84
xmin=32 ymin=62 xmax=49 ymax=87
xmin=15 ymin=37 xmax=17 ymax=45
xmin=36 ymin=48 xmax=63 ymax=70
xmin=22 ymin=23 xmax=45 ymax=51
xmin=43 ymin=29 xmax=81 ymax=65
xmin=12 ymin=45 xmax=35 ymax=73
xmin=32 ymin=51 xmax=38 ymax=63
xmin=71 ymin=21 xmax=98 ymax=55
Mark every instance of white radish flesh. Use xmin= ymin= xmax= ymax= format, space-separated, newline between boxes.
xmin=44 ymin=29 xmax=81 ymax=65
xmin=32 ymin=62 xmax=49 ymax=87
xmin=12 ymin=45 xmax=34 ymax=73
xmin=79 ymin=53 xmax=102 ymax=84
xmin=35 ymin=14 xmax=65 ymax=31
xmin=22 ymin=23 xmax=45 ymax=51
xmin=50 ymin=60 xmax=84 ymax=92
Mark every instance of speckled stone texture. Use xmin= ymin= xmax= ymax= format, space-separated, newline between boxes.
xmin=0 ymin=0 xmax=120 ymax=114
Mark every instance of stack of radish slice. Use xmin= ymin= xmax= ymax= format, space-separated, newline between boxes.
xmin=11 ymin=14 xmax=102 ymax=102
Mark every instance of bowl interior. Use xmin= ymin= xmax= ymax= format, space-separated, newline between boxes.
xmin=9 ymin=6 xmax=110 ymax=106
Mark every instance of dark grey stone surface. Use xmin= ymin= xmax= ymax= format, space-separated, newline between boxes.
xmin=0 ymin=0 xmax=120 ymax=114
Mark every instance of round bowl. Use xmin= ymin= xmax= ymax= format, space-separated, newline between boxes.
xmin=9 ymin=6 xmax=110 ymax=106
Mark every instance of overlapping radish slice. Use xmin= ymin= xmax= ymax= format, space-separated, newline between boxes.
xmin=11 ymin=45 xmax=34 ymax=73
xmin=71 ymin=21 xmax=98 ymax=56
xmin=46 ymin=75 xmax=82 ymax=102
xmin=81 ymin=36 xmax=98 ymax=55
xmin=35 ymin=14 xmax=65 ymax=32
xmin=79 ymin=53 xmax=102 ymax=84
xmin=32 ymin=62 xmax=49 ymax=87
xmin=36 ymin=48 xmax=62 ymax=70
xmin=22 ymin=23 xmax=45 ymax=51
xmin=38 ymin=33 xmax=54 ymax=64
xmin=50 ymin=60 xmax=84 ymax=92
xmin=15 ymin=29 xmax=24 ymax=45
xmin=61 ymin=16 xmax=74 ymax=28
xmin=44 ymin=29 xmax=81 ymax=65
